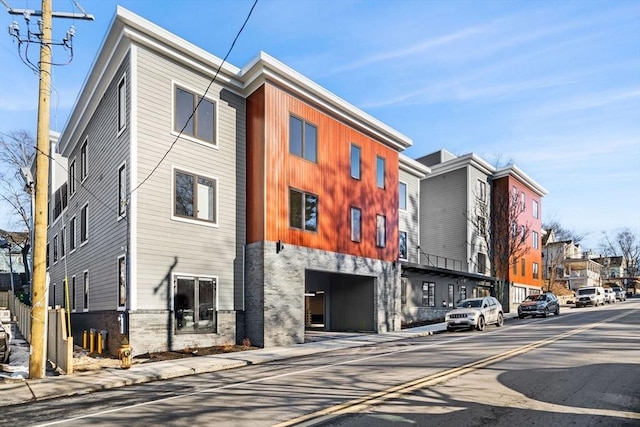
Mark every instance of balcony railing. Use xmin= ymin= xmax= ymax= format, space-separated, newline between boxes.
xmin=421 ymin=253 xmax=465 ymax=272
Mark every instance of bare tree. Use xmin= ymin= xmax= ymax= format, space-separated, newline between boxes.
xmin=600 ymin=228 xmax=640 ymax=278
xmin=543 ymin=215 xmax=587 ymax=244
xmin=0 ymin=130 xmax=36 ymax=287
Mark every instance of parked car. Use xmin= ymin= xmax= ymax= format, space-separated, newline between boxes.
xmin=603 ymin=288 xmax=616 ymax=304
xmin=0 ymin=319 xmax=10 ymax=364
xmin=575 ymin=286 xmax=605 ymax=308
xmin=611 ymin=286 xmax=626 ymax=302
xmin=518 ymin=292 xmax=560 ymax=318
xmin=445 ymin=296 xmax=503 ymax=332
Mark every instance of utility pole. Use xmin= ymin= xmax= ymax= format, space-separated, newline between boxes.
xmin=4 ymin=0 xmax=93 ymax=379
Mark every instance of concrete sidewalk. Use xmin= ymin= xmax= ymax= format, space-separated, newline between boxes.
xmin=0 ymin=313 xmax=520 ymax=407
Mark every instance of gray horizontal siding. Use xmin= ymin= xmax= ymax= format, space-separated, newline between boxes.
xmin=399 ymin=169 xmax=421 ymax=264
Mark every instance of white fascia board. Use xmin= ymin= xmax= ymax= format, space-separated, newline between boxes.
xmin=241 ymin=52 xmax=413 ymax=152
xmin=494 ymin=165 xmax=548 ymax=196
xmin=426 ymin=153 xmax=496 ymax=179
xmin=399 ymin=154 xmax=431 ymax=178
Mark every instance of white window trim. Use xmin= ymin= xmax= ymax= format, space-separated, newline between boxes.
xmin=117 ymin=254 xmax=127 ymax=311
xmin=170 ymin=80 xmax=219 ymax=149
xmin=71 ymin=275 xmax=76 ymax=313
xmin=60 ymin=226 xmax=66 ymax=260
xmin=83 ymin=269 xmax=89 ymax=312
xmin=80 ymin=202 xmax=89 ymax=246
xmin=399 ymin=181 xmax=408 ymax=211
xmin=170 ymin=165 xmax=220 ymax=228
xmin=69 ymin=158 xmax=77 ymax=199
xmin=80 ymin=138 xmax=88 ymax=183
xmin=53 ymin=234 xmax=59 ymax=264
xmin=399 ymin=230 xmax=408 ymax=260
xmin=117 ymin=161 xmax=127 ymax=221
xmin=117 ymin=73 xmax=127 ymax=137
xmin=69 ymin=216 xmax=77 ymax=254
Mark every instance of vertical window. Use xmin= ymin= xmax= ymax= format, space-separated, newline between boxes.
xmin=174 ymin=86 xmax=216 ymax=144
xmin=83 ymin=271 xmax=89 ymax=311
xmin=532 ymin=231 xmax=539 ymax=249
xmin=350 ymin=144 xmax=360 ymax=179
xmin=376 ymin=214 xmax=386 ymax=247
xmin=118 ymin=76 xmax=126 ymax=132
xmin=52 ymin=283 xmax=56 ymax=307
xmin=458 ymin=285 xmax=467 ymax=302
xmin=520 ymin=192 xmax=526 ymax=211
xmin=376 ymin=156 xmax=385 ymax=189
xmin=350 ymin=207 xmax=361 ymax=242
xmin=399 ymin=231 xmax=407 ymax=260
xmin=422 ymin=282 xmax=435 ymax=307
xmin=80 ymin=139 xmax=88 ymax=181
xmin=118 ymin=255 xmax=126 ymax=308
xmin=533 ymin=200 xmax=539 ymax=218
xmin=69 ymin=216 xmax=76 ymax=252
xmin=478 ymin=215 xmax=487 ymax=235
xmin=521 ymin=258 xmax=526 ymax=276
xmin=289 ymin=189 xmax=318 ymax=232
xmin=520 ymin=225 xmax=526 ymax=243
xmin=60 ymin=226 xmax=66 ymax=259
xmin=513 ymin=259 xmax=518 ymax=275
xmin=174 ymin=276 xmax=216 ymax=334
xmin=399 ymin=182 xmax=407 ymax=210
xmin=533 ymin=262 xmax=539 ymax=279
xmin=80 ymin=203 xmax=89 ymax=244
xmin=174 ymin=169 xmax=217 ymax=224
xmin=448 ymin=284 xmax=455 ymax=307
xmin=477 ymin=179 xmax=487 ymax=202
xmin=53 ymin=234 xmax=59 ymax=263
xmin=63 ymin=278 xmax=68 ymax=310
xmin=69 ymin=160 xmax=76 ymax=196
xmin=46 ymin=242 xmax=50 ymax=268
xmin=478 ymin=253 xmax=487 ymax=274
xmin=118 ymin=163 xmax=126 ymax=218
xmin=71 ymin=276 xmax=76 ymax=312
xmin=289 ymin=115 xmax=317 ymax=162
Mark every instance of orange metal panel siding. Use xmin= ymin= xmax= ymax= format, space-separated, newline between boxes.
xmin=248 ymin=83 xmax=399 ymax=261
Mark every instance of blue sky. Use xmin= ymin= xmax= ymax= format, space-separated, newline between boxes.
xmin=1 ymin=0 xmax=639 ymax=251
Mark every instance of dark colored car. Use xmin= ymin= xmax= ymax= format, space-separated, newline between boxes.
xmin=518 ymin=292 xmax=560 ymax=318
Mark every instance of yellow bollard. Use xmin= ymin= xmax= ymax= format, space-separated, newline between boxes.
xmin=97 ymin=332 xmax=103 ymax=354
xmin=83 ymin=330 xmax=87 ymax=349
xmin=89 ymin=329 xmax=95 ymax=353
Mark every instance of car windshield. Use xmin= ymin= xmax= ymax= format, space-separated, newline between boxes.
xmin=577 ymin=288 xmax=595 ymax=295
xmin=457 ymin=299 xmax=482 ymax=308
xmin=524 ymin=295 xmax=544 ymax=301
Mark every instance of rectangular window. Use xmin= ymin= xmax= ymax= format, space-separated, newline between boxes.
xmin=175 ymin=276 xmax=217 ymax=334
xmin=376 ymin=156 xmax=385 ymax=189
xmin=399 ymin=231 xmax=407 ymax=260
xmin=69 ymin=216 xmax=76 ymax=252
xmin=376 ymin=214 xmax=386 ymax=247
xmin=60 ymin=226 xmax=66 ymax=259
xmin=289 ymin=115 xmax=317 ymax=162
xmin=520 ymin=192 xmax=526 ymax=211
xmin=350 ymin=207 xmax=361 ymax=242
xmin=533 ymin=200 xmax=539 ymax=219
xmin=448 ymin=284 xmax=455 ymax=307
xmin=83 ymin=270 xmax=89 ymax=311
xmin=532 ymin=231 xmax=539 ymax=249
xmin=478 ymin=215 xmax=487 ymax=235
xmin=53 ymin=234 xmax=59 ymax=263
xmin=118 ymin=163 xmax=126 ymax=218
xmin=478 ymin=253 xmax=487 ymax=274
xmin=521 ymin=258 xmax=526 ymax=276
xmin=46 ymin=242 xmax=50 ymax=268
xmin=533 ymin=262 xmax=539 ymax=279
xmin=174 ymin=86 xmax=216 ymax=144
xmin=513 ymin=259 xmax=518 ymax=275
xmin=80 ymin=203 xmax=89 ymax=244
xmin=350 ymin=144 xmax=360 ymax=179
xmin=53 ymin=183 xmax=68 ymax=220
xmin=118 ymin=75 xmax=126 ymax=132
xmin=69 ymin=159 xmax=76 ymax=196
xmin=477 ymin=179 xmax=487 ymax=202
xmin=71 ymin=276 xmax=76 ymax=312
xmin=289 ymin=189 xmax=318 ymax=232
xmin=399 ymin=182 xmax=407 ymax=210
xmin=458 ymin=285 xmax=467 ymax=302
xmin=422 ymin=282 xmax=435 ymax=307
xmin=80 ymin=139 xmax=88 ymax=181
xmin=118 ymin=255 xmax=126 ymax=308
xmin=174 ymin=169 xmax=217 ymax=224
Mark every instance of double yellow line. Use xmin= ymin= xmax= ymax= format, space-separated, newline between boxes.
xmin=275 ymin=311 xmax=634 ymax=426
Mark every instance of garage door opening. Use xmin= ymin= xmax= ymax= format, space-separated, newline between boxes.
xmin=305 ymin=291 xmax=325 ymax=329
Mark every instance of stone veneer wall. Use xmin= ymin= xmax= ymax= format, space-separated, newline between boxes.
xmin=244 ymin=241 xmax=401 ymax=348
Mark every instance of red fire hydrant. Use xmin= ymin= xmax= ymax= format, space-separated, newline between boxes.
xmin=118 ymin=337 xmax=133 ymax=369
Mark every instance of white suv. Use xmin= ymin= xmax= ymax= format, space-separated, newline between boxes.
xmin=575 ymin=286 xmax=605 ymax=308
xmin=603 ymin=288 xmax=616 ymax=304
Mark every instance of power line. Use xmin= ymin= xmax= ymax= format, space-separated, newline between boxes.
xmin=130 ymin=0 xmax=259 ymax=196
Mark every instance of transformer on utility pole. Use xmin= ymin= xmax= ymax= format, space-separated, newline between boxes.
xmin=3 ymin=0 xmax=93 ymax=379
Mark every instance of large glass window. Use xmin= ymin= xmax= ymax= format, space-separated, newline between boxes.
xmin=399 ymin=182 xmax=407 ymax=210
xmin=174 ymin=86 xmax=216 ymax=144
xmin=174 ymin=169 xmax=217 ymax=224
xmin=350 ymin=207 xmax=361 ymax=242
xmin=289 ymin=115 xmax=317 ymax=162
xmin=289 ymin=189 xmax=318 ymax=232
xmin=350 ymin=144 xmax=360 ymax=179
xmin=174 ymin=276 xmax=216 ymax=334
xmin=376 ymin=214 xmax=386 ymax=247
xmin=399 ymin=231 xmax=407 ymax=260
xmin=376 ymin=156 xmax=385 ymax=189
xmin=422 ymin=282 xmax=435 ymax=307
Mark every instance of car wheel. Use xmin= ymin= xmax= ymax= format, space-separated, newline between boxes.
xmin=476 ymin=316 xmax=485 ymax=331
xmin=555 ymin=306 xmax=560 ymax=316
xmin=447 ymin=326 xmax=454 ymax=332
xmin=518 ymin=314 xmax=525 ymax=319
xmin=496 ymin=313 xmax=504 ymax=327
xmin=543 ymin=308 xmax=548 ymax=318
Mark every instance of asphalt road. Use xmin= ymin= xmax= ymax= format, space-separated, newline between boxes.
xmin=3 ymin=301 xmax=639 ymax=427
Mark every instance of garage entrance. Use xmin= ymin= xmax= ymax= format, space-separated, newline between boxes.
xmin=304 ymin=270 xmax=375 ymax=332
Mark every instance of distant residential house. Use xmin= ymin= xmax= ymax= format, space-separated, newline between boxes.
xmin=0 ymin=230 xmax=29 ymax=292
xmin=44 ymin=7 xmax=413 ymax=355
